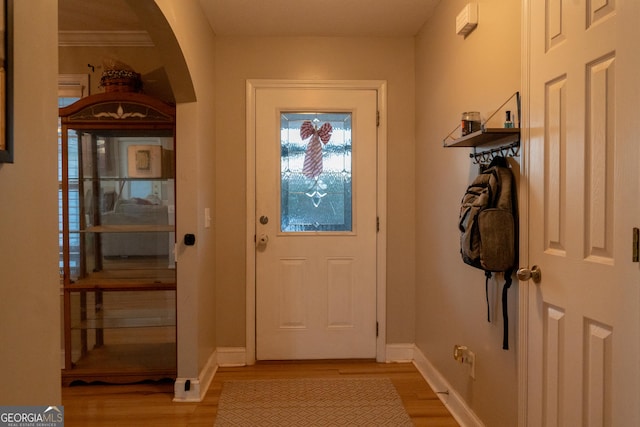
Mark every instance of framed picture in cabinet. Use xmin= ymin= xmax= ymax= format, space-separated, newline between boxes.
xmin=128 ymin=145 xmax=162 ymax=178
xmin=0 ymin=0 xmax=13 ymax=163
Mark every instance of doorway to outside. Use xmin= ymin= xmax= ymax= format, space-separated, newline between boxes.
xmin=245 ymin=80 xmax=387 ymax=363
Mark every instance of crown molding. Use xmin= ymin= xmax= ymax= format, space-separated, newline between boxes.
xmin=59 ymin=30 xmax=154 ymax=47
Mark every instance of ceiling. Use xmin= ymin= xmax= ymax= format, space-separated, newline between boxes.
xmin=59 ymin=0 xmax=142 ymax=32
xmin=59 ymin=0 xmax=440 ymax=38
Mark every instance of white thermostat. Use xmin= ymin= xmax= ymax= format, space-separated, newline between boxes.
xmin=456 ymin=3 xmax=478 ymax=36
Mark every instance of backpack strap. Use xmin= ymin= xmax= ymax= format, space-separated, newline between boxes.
xmin=502 ymin=269 xmax=513 ymax=350
xmin=484 ymin=270 xmax=492 ymax=322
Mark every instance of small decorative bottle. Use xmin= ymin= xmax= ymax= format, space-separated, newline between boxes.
xmin=504 ymin=110 xmax=514 ymax=128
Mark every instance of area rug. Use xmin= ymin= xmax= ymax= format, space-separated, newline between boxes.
xmin=214 ymin=377 xmax=413 ymax=426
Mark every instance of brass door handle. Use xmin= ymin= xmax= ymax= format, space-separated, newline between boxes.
xmin=517 ymin=265 xmax=541 ymax=283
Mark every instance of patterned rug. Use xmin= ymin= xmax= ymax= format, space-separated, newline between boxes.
xmin=214 ymin=377 xmax=413 ymax=426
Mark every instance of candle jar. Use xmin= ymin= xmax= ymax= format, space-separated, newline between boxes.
xmin=461 ymin=111 xmax=481 ymax=136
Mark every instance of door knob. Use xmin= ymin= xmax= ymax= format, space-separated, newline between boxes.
xmin=256 ymin=233 xmax=269 ymax=247
xmin=517 ymin=265 xmax=541 ymax=283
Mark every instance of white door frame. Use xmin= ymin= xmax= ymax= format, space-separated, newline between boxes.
xmin=518 ymin=0 xmax=531 ymax=424
xmin=245 ymin=79 xmax=388 ymax=365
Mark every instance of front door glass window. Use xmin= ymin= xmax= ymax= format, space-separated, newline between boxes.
xmin=280 ymin=112 xmax=352 ymax=232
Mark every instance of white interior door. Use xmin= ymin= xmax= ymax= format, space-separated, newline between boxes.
xmin=254 ymin=86 xmax=379 ymax=360
xmin=525 ymin=0 xmax=640 ymax=425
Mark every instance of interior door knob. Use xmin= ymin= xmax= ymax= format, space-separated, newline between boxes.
xmin=517 ymin=265 xmax=541 ymax=283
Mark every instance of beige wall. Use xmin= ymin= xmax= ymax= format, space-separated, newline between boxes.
xmin=214 ymin=36 xmax=417 ymax=346
xmin=154 ymin=0 xmax=217 ymax=379
xmin=414 ymin=0 xmax=520 ymax=425
xmin=0 ymin=0 xmax=60 ymax=404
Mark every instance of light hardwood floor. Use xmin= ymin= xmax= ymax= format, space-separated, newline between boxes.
xmin=62 ymin=360 xmax=460 ymax=426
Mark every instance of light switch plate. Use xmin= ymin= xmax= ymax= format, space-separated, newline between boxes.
xmin=204 ymin=207 xmax=211 ymax=228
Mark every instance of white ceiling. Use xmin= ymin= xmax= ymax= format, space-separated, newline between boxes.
xmin=59 ymin=0 xmax=440 ymax=37
xmin=199 ymin=0 xmax=440 ymax=37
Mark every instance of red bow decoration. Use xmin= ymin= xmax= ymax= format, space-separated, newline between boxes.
xmin=300 ymin=120 xmax=332 ymax=179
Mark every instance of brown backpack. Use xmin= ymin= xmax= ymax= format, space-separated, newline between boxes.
xmin=459 ymin=156 xmax=517 ymax=349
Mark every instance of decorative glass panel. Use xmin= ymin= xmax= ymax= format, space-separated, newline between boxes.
xmin=281 ymin=112 xmax=352 ymax=232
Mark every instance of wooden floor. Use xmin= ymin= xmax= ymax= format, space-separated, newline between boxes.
xmin=62 ymin=360 xmax=459 ymax=426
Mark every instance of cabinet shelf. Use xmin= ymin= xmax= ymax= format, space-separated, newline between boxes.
xmin=84 ymin=224 xmax=175 ymax=233
xmin=68 ymin=281 xmax=176 ymax=291
xmin=71 ymin=313 xmax=176 ymax=330
xmin=81 ymin=177 xmax=170 ymax=181
xmin=69 ymin=269 xmax=176 ymax=291
xmin=61 ymin=342 xmax=176 ymax=386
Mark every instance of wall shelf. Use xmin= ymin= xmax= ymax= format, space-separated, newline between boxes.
xmin=443 ymin=127 xmax=520 ymax=148
xmin=443 ymin=92 xmax=521 ymax=165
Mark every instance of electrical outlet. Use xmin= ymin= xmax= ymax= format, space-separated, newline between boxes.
xmin=453 ymin=344 xmax=467 ymax=362
xmin=453 ymin=344 xmax=475 ymax=379
xmin=467 ymin=349 xmax=475 ymax=379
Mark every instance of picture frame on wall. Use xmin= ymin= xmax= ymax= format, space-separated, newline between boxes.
xmin=0 ymin=0 xmax=13 ymax=163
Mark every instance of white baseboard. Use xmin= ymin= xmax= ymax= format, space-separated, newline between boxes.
xmin=411 ymin=345 xmax=484 ymax=427
xmin=217 ymin=347 xmax=247 ymax=367
xmin=173 ymin=349 xmax=218 ymax=402
xmin=385 ymin=343 xmax=415 ymax=362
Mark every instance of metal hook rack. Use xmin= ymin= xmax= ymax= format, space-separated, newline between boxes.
xmin=470 ymin=140 xmax=520 ymax=165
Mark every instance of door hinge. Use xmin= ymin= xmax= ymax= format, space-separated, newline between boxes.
xmin=376 ymin=216 xmax=380 ymax=232
xmin=376 ymin=322 xmax=379 ymax=337
xmin=633 ymin=227 xmax=639 ymax=262
xmin=376 ymin=111 xmax=380 ymax=127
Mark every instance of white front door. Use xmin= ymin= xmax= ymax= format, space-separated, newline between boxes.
xmin=524 ymin=0 xmax=640 ymax=425
xmin=253 ymin=84 xmax=379 ymax=360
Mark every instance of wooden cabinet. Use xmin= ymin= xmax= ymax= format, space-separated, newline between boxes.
xmin=60 ymin=92 xmax=176 ymax=385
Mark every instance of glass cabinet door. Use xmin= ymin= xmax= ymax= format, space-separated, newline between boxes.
xmin=65 ymin=130 xmax=175 ymax=285
xmin=67 ymin=290 xmax=176 ymax=372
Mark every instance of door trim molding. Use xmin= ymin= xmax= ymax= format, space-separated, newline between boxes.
xmin=518 ymin=0 xmax=531 ymax=425
xmin=245 ymin=79 xmax=388 ymax=364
